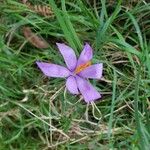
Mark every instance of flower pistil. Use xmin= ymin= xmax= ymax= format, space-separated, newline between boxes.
xmin=75 ymin=61 xmax=91 ymax=74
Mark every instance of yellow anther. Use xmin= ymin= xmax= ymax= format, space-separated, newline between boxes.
xmin=75 ymin=61 xmax=91 ymax=74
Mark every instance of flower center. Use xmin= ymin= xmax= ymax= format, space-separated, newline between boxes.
xmin=75 ymin=61 xmax=91 ymax=74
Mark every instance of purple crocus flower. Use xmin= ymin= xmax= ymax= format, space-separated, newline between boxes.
xmin=36 ymin=43 xmax=103 ymax=103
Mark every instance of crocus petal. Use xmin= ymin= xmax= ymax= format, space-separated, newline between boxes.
xmin=77 ymin=43 xmax=93 ymax=66
xmin=36 ymin=62 xmax=70 ymax=77
xmin=66 ymin=76 xmax=79 ymax=94
xmin=76 ymin=76 xmax=101 ymax=103
xmin=79 ymin=64 xmax=103 ymax=79
xmin=56 ymin=43 xmax=77 ymax=71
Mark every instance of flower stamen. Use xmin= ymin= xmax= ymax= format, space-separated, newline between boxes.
xmin=75 ymin=61 xmax=91 ymax=74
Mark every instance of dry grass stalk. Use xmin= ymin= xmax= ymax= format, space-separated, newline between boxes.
xmin=22 ymin=0 xmax=53 ymax=17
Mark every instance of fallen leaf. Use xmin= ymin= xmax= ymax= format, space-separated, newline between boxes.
xmin=23 ymin=27 xmax=49 ymax=49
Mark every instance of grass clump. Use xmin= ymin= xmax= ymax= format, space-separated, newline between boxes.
xmin=0 ymin=0 xmax=150 ymax=149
